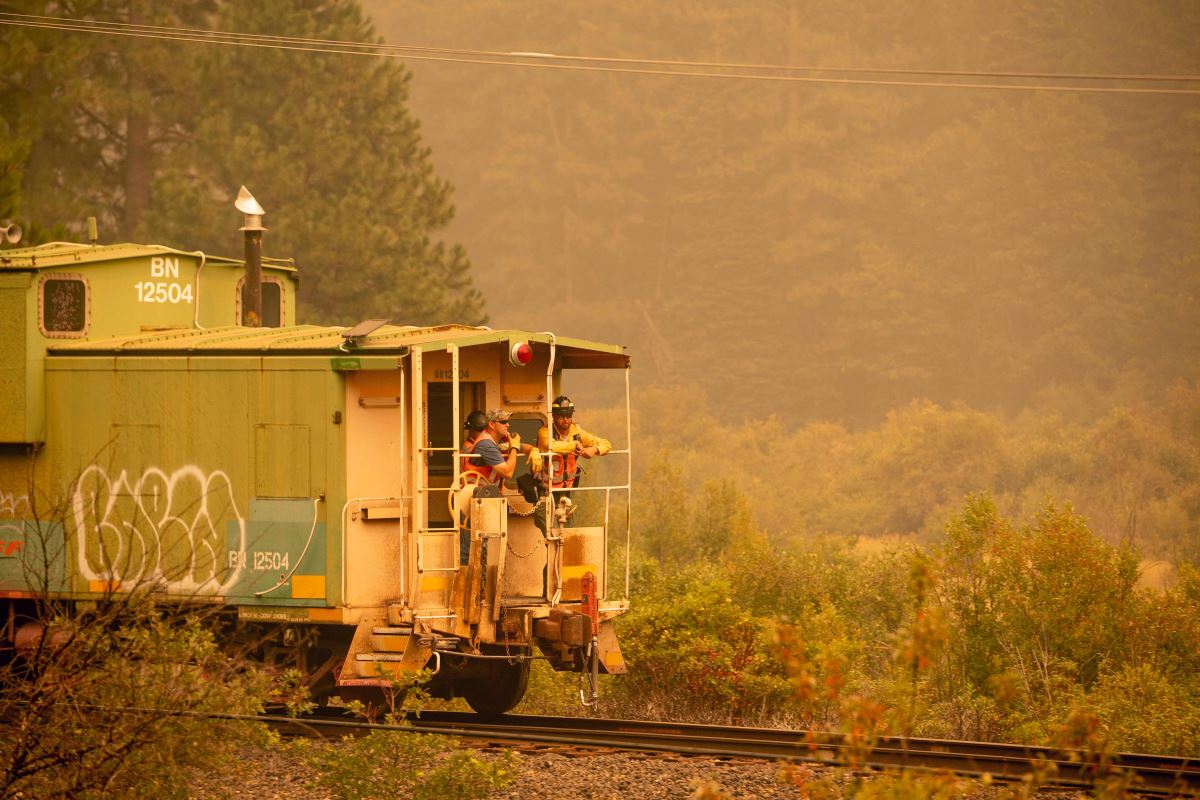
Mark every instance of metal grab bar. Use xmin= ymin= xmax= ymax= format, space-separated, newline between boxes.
xmin=542 ymin=483 xmax=629 ymax=494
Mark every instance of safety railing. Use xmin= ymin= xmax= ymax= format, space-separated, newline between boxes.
xmin=408 ymin=337 xmax=633 ymax=608
xmin=538 ymin=367 xmax=633 ymax=602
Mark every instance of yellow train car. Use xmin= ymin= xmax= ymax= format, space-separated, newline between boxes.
xmin=0 ymin=237 xmax=630 ymax=714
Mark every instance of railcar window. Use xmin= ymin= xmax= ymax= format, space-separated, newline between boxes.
xmin=262 ymin=281 xmax=281 ymax=327
xmin=236 ymin=276 xmax=284 ymax=328
xmin=427 ymin=381 xmax=486 ymax=476
xmin=39 ymin=275 xmax=89 ymax=337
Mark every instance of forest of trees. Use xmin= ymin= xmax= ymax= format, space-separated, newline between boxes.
xmin=368 ymin=0 xmax=1199 ymax=425
xmin=603 ymin=380 xmax=1200 ymax=564
xmin=3 ymin=1 xmax=1195 ymax=425
xmin=1 ymin=0 xmax=485 ymax=326
xmin=1 ymin=0 xmax=1198 ymax=781
xmin=564 ymin=494 xmax=1200 ymax=758
xmin=519 ymin=388 xmax=1200 ymax=756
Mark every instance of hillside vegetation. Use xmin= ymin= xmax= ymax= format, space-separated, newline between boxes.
xmin=368 ymin=0 xmax=1198 ymax=425
xmin=528 ymin=440 xmax=1200 ymax=756
xmin=581 ymin=380 xmax=1200 ymax=563
xmin=512 ymin=384 xmax=1200 ymax=755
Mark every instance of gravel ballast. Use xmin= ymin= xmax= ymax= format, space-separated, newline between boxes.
xmin=189 ymin=742 xmax=1026 ymax=799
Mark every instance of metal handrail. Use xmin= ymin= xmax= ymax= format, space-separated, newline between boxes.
xmin=532 ymin=357 xmax=633 ymax=602
xmin=542 ymin=482 xmax=629 ymax=494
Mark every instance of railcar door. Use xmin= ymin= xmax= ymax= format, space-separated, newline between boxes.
xmin=412 ymin=378 xmax=485 ymax=613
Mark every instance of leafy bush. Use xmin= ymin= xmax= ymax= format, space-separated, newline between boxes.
xmin=281 ymin=668 xmax=520 ymax=800
xmin=608 ymin=564 xmax=791 ymax=722
xmin=1086 ymin=665 xmax=1200 ymax=755
xmin=0 ymin=592 xmax=270 ymax=799
xmin=293 ymin=728 xmax=519 ymax=800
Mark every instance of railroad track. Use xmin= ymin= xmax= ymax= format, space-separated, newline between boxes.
xmin=264 ymin=710 xmax=1199 ymax=796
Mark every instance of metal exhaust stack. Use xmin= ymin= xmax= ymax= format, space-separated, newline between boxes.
xmin=235 ymin=186 xmax=266 ymax=327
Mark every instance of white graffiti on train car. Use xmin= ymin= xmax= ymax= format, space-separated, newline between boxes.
xmin=70 ymin=465 xmax=246 ymax=593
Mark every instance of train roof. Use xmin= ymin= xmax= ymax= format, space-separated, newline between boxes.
xmin=45 ymin=323 xmax=628 ymax=369
xmin=0 ymin=241 xmax=296 ymax=272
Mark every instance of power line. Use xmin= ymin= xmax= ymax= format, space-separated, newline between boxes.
xmin=6 ymin=11 xmax=1198 ymax=83
xmin=2 ymin=12 xmax=1198 ymax=96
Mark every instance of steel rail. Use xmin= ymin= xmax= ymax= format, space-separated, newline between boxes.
xmin=381 ymin=711 xmax=1198 ymax=796
xmin=259 ymin=709 xmax=1199 ymax=795
xmin=60 ymin=704 xmax=1199 ymax=795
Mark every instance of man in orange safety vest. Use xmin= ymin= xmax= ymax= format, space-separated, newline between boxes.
xmin=533 ymin=395 xmax=611 ymax=533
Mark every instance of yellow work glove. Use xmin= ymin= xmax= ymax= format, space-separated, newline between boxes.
xmin=507 ymin=432 xmax=522 ymax=452
xmin=527 ymin=449 xmax=544 ymax=473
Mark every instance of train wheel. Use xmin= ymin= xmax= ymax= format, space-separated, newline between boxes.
xmin=461 ymin=658 xmax=530 ymax=716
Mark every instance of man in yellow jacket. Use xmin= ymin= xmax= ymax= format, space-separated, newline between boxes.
xmin=534 ymin=395 xmax=611 ymax=533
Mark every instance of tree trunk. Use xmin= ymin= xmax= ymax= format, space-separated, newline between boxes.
xmin=121 ymin=3 xmax=151 ymax=239
xmin=122 ymin=109 xmax=151 ymax=240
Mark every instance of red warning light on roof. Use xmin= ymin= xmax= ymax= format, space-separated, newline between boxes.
xmin=509 ymin=341 xmax=533 ymax=366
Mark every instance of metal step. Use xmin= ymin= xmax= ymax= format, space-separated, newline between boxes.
xmin=372 ymin=626 xmax=413 ymax=635
xmin=370 ymin=626 xmax=413 ymax=652
xmin=354 ymin=651 xmax=407 ymax=677
xmin=356 ymin=652 xmax=407 ymax=662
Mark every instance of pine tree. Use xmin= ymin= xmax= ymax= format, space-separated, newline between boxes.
xmin=2 ymin=0 xmax=485 ymax=325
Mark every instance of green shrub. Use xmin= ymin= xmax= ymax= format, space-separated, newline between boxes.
xmin=294 ymin=728 xmax=519 ymax=800
xmin=1086 ymin=664 xmax=1200 ymax=756
xmin=0 ymin=594 xmax=270 ymax=799
xmin=609 ymin=564 xmax=790 ymax=722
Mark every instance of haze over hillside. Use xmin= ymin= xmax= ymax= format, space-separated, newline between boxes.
xmin=366 ymin=0 xmax=1199 ymax=425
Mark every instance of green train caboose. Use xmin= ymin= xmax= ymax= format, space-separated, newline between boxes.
xmin=0 ymin=234 xmax=630 ymax=714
